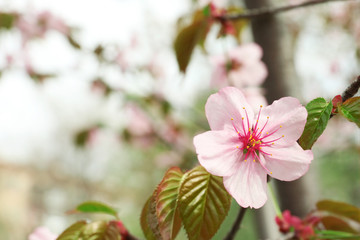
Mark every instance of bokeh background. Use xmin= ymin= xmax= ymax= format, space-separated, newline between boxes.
xmin=0 ymin=0 xmax=359 ymax=239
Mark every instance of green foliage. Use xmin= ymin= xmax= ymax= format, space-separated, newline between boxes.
xmin=141 ymin=165 xmax=231 ymax=240
xmin=338 ymin=97 xmax=360 ymax=127
xmin=174 ymin=11 xmax=210 ymax=72
xmin=57 ymin=221 xmax=122 ymax=240
xmin=156 ymin=167 xmax=183 ymax=240
xmin=0 ymin=12 xmax=16 ymax=30
xmin=316 ymin=230 xmax=360 ymax=239
xmin=299 ymin=98 xmax=332 ymax=150
xmin=56 ymin=221 xmax=87 ymax=240
xmin=178 ymin=166 xmax=232 ymax=240
xmin=71 ymin=201 xmax=119 ymax=218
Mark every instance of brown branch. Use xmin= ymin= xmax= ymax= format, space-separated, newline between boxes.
xmin=342 ymin=75 xmax=360 ymax=102
xmin=223 ymin=207 xmax=248 ymax=240
xmin=217 ymin=0 xmax=357 ymax=21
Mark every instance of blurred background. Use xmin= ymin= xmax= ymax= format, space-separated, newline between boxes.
xmin=0 ymin=0 xmax=359 ymax=239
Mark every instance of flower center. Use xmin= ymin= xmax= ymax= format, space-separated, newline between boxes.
xmin=231 ymin=105 xmax=285 ymax=174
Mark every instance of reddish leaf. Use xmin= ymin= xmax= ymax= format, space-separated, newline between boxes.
xmin=317 ymin=200 xmax=360 ymax=224
xmin=320 ymin=216 xmax=358 ymax=234
xmin=174 ymin=11 xmax=211 ymax=72
xmin=140 ymin=194 xmax=162 ymax=240
xmin=156 ymin=167 xmax=184 ymax=240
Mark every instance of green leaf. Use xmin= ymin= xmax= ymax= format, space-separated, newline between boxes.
xmin=299 ymin=98 xmax=332 ymax=150
xmin=338 ymin=97 xmax=360 ymax=127
xmin=80 ymin=221 xmax=121 ymax=240
xmin=178 ymin=165 xmax=232 ymax=240
xmin=156 ymin=167 xmax=184 ymax=240
xmin=317 ymin=200 xmax=360 ymax=224
xmin=0 ymin=12 xmax=16 ymax=30
xmin=73 ymin=201 xmax=118 ymax=218
xmin=174 ymin=12 xmax=210 ymax=72
xmin=140 ymin=195 xmax=162 ymax=240
xmin=316 ymin=229 xmax=360 ymax=239
xmin=57 ymin=221 xmax=87 ymax=240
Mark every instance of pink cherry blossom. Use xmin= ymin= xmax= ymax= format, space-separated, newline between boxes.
xmin=16 ymin=11 xmax=69 ymax=45
xmin=210 ymin=43 xmax=268 ymax=88
xmin=193 ymin=87 xmax=313 ymax=208
xmin=28 ymin=227 xmax=57 ymax=240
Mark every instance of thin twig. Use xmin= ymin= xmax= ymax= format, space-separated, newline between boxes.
xmin=330 ymin=75 xmax=360 ymax=117
xmin=217 ymin=0 xmax=356 ymax=20
xmin=223 ymin=207 xmax=248 ymax=240
xmin=342 ymin=75 xmax=360 ymax=102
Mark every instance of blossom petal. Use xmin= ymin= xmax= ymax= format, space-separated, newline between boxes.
xmin=229 ymin=43 xmax=263 ymax=62
xmin=223 ymin=161 xmax=267 ymax=208
xmin=205 ymin=87 xmax=254 ymax=133
xmin=257 ymin=97 xmax=307 ymax=146
xmin=259 ymin=143 xmax=313 ymax=181
xmin=194 ymin=130 xmax=243 ymax=177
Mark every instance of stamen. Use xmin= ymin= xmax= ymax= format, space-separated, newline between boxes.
xmin=243 ymin=107 xmax=250 ymax=136
xmin=255 ymin=154 xmax=272 ymax=175
xmin=253 ymin=105 xmax=263 ymax=135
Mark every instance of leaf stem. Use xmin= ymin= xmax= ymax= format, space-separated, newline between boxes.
xmin=223 ymin=206 xmax=248 ymax=240
xmin=216 ymin=0 xmax=355 ymax=20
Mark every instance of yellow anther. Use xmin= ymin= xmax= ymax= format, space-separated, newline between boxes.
xmin=244 ymin=160 xmax=247 ymax=162
xmin=236 ymin=146 xmax=239 ymax=148
xmin=242 ymin=107 xmax=245 ymax=109
xmin=242 ymin=117 xmax=244 ymax=120
xmin=267 ymin=116 xmax=269 ymax=119
xmin=231 ymin=118 xmax=234 ymax=120
xmin=260 ymin=105 xmax=263 ymax=108
xmin=271 ymin=154 xmax=273 ymax=156
xmin=237 ymin=131 xmax=239 ymax=134
xmin=280 ymin=125 xmax=282 ymax=128
xmin=259 ymin=147 xmax=262 ymax=149
xmin=282 ymin=135 xmax=284 ymax=137
xmin=246 ymin=146 xmax=249 ymax=149
xmin=260 ymin=132 xmax=262 ymax=134
xmin=253 ymin=159 xmax=256 ymax=162
xmin=270 ymin=172 xmax=273 ymax=174
xmin=266 ymin=132 xmax=269 ymax=134
xmin=256 ymin=120 xmax=258 ymax=123
xmin=272 ymin=143 xmax=275 ymax=145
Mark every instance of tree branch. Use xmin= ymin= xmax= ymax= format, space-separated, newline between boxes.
xmin=217 ymin=0 xmax=356 ymax=21
xmin=342 ymin=75 xmax=360 ymax=102
xmin=223 ymin=207 xmax=248 ymax=240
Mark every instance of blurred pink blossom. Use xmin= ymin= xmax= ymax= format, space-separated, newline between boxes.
xmin=243 ymin=88 xmax=268 ymax=112
xmin=125 ymin=104 xmax=153 ymax=137
xmin=28 ymin=227 xmax=57 ymax=240
xmin=276 ymin=210 xmax=320 ymax=240
xmin=210 ymin=43 xmax=268 ymax=88
xmin=16 ymin=11 xmax=69 ymax=45
xmin=193 ymin=87 xmax=312 ymax=208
